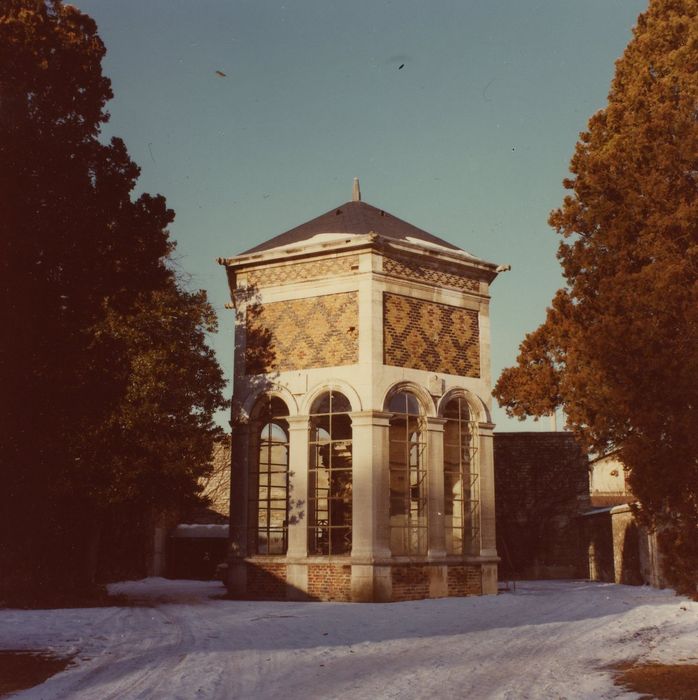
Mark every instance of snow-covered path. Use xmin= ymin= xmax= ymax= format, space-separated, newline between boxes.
xmin=1 ymin=579 xmax=697 ymax=699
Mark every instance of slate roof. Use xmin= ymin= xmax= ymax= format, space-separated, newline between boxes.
xmin=241 ymin=200 xmax=460 ymax=254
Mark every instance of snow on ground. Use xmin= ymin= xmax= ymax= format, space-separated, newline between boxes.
xmin=1 ymin=579 xmax=697 ymax=700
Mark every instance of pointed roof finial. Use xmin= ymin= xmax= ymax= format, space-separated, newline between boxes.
xmin=352 ymin=177 xmax=361 ymax=202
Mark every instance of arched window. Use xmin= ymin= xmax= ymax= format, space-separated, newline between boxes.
xmin=249 ymin=396 xmax=289 ymax=554
xmin=308 ymin=390 xmax=352 ymax=555
xmin=443 ymin=397 xmax=479 ymax=554
xmin=388 ymin=391 xmax=427 ymax=555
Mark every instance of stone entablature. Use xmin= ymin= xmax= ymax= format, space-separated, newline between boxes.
xmin=219 ymin=187 xmax=504 ymax=602
xmin=382 ymin=254 xmax=480 ymax=293
xmin=246 ymin=254 xmax=360 ymax=288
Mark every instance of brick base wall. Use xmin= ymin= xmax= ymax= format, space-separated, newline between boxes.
xmin=447 ymin=565 xmax=482 ymax=596
xmin=237 ymin=561 xmax=487 ymax=601
xmin=246 ymin=561 xmax=287 ymax=599
xmin=391 ymin=565 xmax=430 ymax=601
xmin=307 ymin=563 xmax=352 ymax=601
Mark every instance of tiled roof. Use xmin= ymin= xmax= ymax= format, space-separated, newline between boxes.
xmin=242 ymin=200 xmax=460 ymax=254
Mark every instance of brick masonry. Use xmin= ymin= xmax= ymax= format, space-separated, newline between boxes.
xmin=238 ymin=562 xmax=484 ymax=601
xmin=447 ymin=565 xmax=482 ymax=596
xmin=307 ymin=563 xmax=352 ymax=601
xmin=246 ymin=561 xmax=287 ymax=599
xmin=245 ymin=292 xmax=359 ymax=374
xmin=391 ymin=565 xmax=431 ymax=601
xmin=383 ymin=255 xmax=479 ymax=293
xmin=383 ymin=293 xmax=480 ymax=377
xmin=247 ymin=255 xmax=360 ymax=288
xmin=494 ymin=433 xmax=590 ymax=579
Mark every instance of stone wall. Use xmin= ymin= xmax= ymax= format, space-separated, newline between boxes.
xmin=494 ymin=432 xmax=590 ymax=580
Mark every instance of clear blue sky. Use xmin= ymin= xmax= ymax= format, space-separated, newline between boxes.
xmin=75 ymin=0 xmax=647 ymax=431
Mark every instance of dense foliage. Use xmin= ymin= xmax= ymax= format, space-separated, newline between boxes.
xmin=494 ymin=0 xmax=697 ymax=594
xmin=0 ymin=0 xmax=227 ymax=601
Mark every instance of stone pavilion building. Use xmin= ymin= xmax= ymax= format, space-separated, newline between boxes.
xmin=218 ymin=180 xmax=506 ymax=601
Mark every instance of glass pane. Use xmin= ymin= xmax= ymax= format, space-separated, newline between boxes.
xmin=311 ymin=392 xmax=331 ymax=415
xmin=332 ymin=414 xmax=352 ymax=440
xmin=268 ymin=531 xmax=285 ymax=554
xmin=388 ymin=392 xmax=406 ymax=413
xmin=444 ymin=444 xmax=460 ymax=469
xmin=269 ymin=444 xmax=288 ymax=465
xmin=269 ymin=509 xmax=285 ymax=526
xmin=331 ymin=527 xmax=352 ymax=554
xmin=331 ymin=391 xmax=351 ymax=413
xmin=310 ymin=416 xmax=331 ymax=442
xmin=270 ymin=471 xmax=286 ymax=487
xmin=268 ymin=423 xmax=287 ymax=443
xmin=331 ymin=441 xmax=352 ymax=469
xmin=405 ymin=393 xmax=420 ymax=415
xmin=443 ymin=399 xmax=460 ymax=419
xmin=444 ymin=421 xmax=460 ymax=445
xmin=268 ymin=397 xmax=289 ymax=417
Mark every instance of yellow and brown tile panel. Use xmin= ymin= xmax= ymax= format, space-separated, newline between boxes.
xmin=245 ymin=292 xmax=358 ymax=374
xmin=383 ymin=256 xmax=479 ymax=293
xmin=246 ymin=255 xmax=359 ymax=288
xmin=383 ymin=293 xmax=480 ymax=377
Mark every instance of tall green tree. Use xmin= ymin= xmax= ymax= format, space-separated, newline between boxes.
xmin=0 ymin=0 xmax=226 ymax=600
xmin=494 ymin=0 xmax=697 ymax=594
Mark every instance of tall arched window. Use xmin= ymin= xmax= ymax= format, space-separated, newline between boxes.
xmin=249 ymin=396 xmax=289 ymax=555
xmin=443 ymin=397 xmax=479 ymax=554
xmin=388 ymin=391 xmax=427 ymax=555
xmin=308 ymin=390 xmax=352 ymax=555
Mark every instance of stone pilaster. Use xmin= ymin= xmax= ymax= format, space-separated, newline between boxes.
xmin=286 ymin=415 xmax=310 ymax=598
xmin=350 ymin=410 xmax=392 ymax=601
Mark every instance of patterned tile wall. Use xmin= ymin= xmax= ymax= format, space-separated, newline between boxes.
xmin=383 ymin=256 xmax=479 ymax=293
xmin=246 ymin=255 xmax=359 ymax=288
xmin=245 ymin=292 xmax=358 ymax=374
xmin=383 ymin=293 xmax=480 ymax=377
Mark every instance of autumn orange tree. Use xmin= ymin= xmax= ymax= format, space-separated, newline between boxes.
xmin=0 ymin=1 xmax=226 ymax=601
xmin=494 ymin=0 xmax=697 ymax=594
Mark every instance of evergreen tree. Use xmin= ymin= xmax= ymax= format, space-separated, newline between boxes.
xmin=494 ymin=0 xmax=697 ymax=594
xmin=0 ymin=0 xmax=226 ymax=601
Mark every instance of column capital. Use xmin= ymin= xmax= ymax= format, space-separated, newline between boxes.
xmin=350 ymin=410 xmax=393 ymax=427
xmin=425 ymin=416 xmax=447 ymax=431
xmin=477 ymin=421 xmax=496 ymax=434
xmin=286 ymin=414 xmax=310 ymax=430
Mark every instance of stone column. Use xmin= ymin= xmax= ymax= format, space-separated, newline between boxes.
xmin=227 ymin=419 xmax=251 ymax=595
xmin=477 ymin=421 xmax=498 ymax=594
xmin=426 ymin=417 xmax=447 ymax=559
xmin=426 ymin=417 xmax=448 ymax=597
xmin=350 ymin=410 xmax=392 ymax=601
xmin=286 ymin=414 xmax=310 ymax=598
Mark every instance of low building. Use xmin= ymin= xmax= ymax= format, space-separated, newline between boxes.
xmin=218 ymin=181 xmax=506 ymax=601
xmin=494 ymin=432 xmax=590 ymax=580
xmin=582 ymin=452 xmax=666 ymax=587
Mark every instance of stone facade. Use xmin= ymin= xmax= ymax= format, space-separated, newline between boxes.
xmin=219 ymin=187 xmax=503 ymax=602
